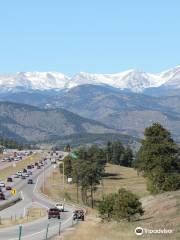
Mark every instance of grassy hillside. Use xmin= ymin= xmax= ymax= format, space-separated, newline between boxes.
xmin=42 ymin=164 xmax=149 ymax=203
xmin=44 ymin=164 xmax=179 ymax=240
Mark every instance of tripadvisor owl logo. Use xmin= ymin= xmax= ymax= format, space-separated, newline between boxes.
xmin=135 ymin=227 xmax=144 ymax=236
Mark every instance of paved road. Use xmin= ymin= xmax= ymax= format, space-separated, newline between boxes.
xmin=0 ymin=151 xmax=74 ymax=240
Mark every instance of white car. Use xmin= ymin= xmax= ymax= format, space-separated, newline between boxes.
xmin=0 ymin=182 xmax=5 ymax=187
xmin=55 ymin=203 xmax=64 ymax=212
xmin=17 ymin=171 xmax=22 ymax=176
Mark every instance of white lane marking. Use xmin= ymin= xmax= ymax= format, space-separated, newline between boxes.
xmin=20 ymin=191 xmax=24 ymax=200
xmin=33 ymin=175 xmax=40 ymax=194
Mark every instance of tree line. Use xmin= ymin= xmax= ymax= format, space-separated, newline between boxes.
xmin=0 ymin=135 xmax=33 ymax=152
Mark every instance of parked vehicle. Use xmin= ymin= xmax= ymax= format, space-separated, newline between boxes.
xmin=27 ymin=165 xmax=32 ymax=169
xmin=6 ymin=186 xmax=12 ymax=190
xmin=48 ymin=208 xmax=60 ymax=219
xmin=21 ymin=175 xmax=26 ymax=180
xmin=73 ymin=209 xmax=85 ymax=221
xmin=23 ymin=168 xmax=27 ymax=173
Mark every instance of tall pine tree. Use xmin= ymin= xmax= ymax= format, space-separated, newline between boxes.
xmin=135 ymin=123 xmax=180 ymax=193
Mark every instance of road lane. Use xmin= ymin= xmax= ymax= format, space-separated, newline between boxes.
xmin=0 ymin=151 xmax=74 ymax=240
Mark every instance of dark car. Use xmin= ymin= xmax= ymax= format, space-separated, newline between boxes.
xmin=48 ymin=208 xmax=60 ymax=219
xmin=23 ymin=168 xmax=27 ymax=173
xmin=0 ymin=193 xmax=5 ymax=200
xmin=73 ymin=209 xmax=85 ymax=221
xmin=7 ymin=177 xmax=13 ymax=182
xmin=27 ymin=165 xmax=32 ymax=169
xmin=6 ymin=186 xmax=12 ymax=190
xmin=27 ymin=179 xmax=33 ymax=184
xmin=35 ymin=162 xmax=39 ymax=166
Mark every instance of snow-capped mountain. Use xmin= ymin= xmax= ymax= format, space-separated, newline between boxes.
xmin=0 ymin=66 xmax=180 ymax=93
xmin=0 ymin=72 xmax=70 ymax=92
xmin=159 ymin=66 xmax=180 ymax=89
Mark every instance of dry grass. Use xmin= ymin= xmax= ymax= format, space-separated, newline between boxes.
xmin=0 ymin=152 xmax=46 ymax=181
xmin=42 ymin=164 xmax=149 ymax=204
xmin=44 ymin=164 xmax=180 ymax=240
xmin=54 ymin=191 xmax=180 ymax=240
xmin=0 ymin=208 xmax=47 ymax=228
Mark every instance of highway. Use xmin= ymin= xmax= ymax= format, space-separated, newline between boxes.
xmin=0 ymin=151 xmax=74 ymax=240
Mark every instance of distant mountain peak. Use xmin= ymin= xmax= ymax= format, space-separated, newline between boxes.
xmin=0 ymin=66 xmax=180 ymax=93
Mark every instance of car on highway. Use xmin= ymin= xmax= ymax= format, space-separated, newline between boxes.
xmin=0 ymin=182 xmax=5 ymax=187
xmin=17 ymin=171 xmax=22 ymax=176
xmin=73 ymin=209 xmax=85 ymax=221
xmin=6 ymin=186 xmax=12 ymax=190
xmin=48 ymin=208 xmax=61 ymax=219
xmin=27 ymin=179 xmax=33 ymax=184
xmin=7 ymin=177 xmax=13 ymax=182
xmin=0 ymin=192 xmax=5 ymax=200
xmin=55 ymin=203 xmax=64 ymax=212
xmin=28 ymin=170 xmax=32 ymax=175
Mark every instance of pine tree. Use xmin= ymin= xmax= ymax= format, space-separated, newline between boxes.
xmin=135 ymin=123 xmax=180 ymax=193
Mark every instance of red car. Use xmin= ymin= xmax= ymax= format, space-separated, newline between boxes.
xmin=6 ymin=186 xmax=12 ymax=190
xmin=0 ymin=193 xmax=5 ymax=200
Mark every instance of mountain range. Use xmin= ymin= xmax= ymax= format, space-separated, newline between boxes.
xmin=0 ymin=66 xmax=180 ymax=143
xmin=1 ymin=66 xmax=180 ymax=93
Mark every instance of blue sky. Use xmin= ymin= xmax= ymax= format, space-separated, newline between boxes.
xmin=0 ymin=0 xmax=179 ymax=75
